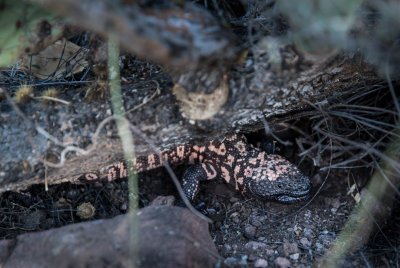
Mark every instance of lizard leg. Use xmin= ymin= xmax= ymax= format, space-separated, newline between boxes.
xmin=181 ymin=162 xmax=218 ymax=201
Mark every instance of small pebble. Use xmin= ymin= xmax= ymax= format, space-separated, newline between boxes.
xmin=257 ymin=236 xmax=266 ymax=242
xmin=303 ymin=228 xmax=315 ymax=238
xmin=275 ymin=257 xmax=291 ymax=268
xmin=300 ymin=237 xmax=312 ymax=248
xmin=282 ymin=242 xmax=299 ymax=256
xmin=231 ymin=216 xmax=240 ymax=224
xmin=245 ymin=225 xmax=257 ymax=237
xmin=224 ymin=257 xmax=237 ymax=265
xmin=225 ymin=255 xmax=247 ymax=265
xmin=222 ymin=244 xmax=232 ymax=255
xmin=290 ymin=253 xmax=300 ymax=260
xmin=120 ymin=203 xmax=127 ymax=211
xmin=316 ymin=242 xmax=324 ymax=251
xmin=251 ymin=219 xmax=262 ymax=227
xmin=265 ymin=249 xmax=275 ymax=256
xmin=256 ymin=215 xmax=267 ymax=222
xmin=245 ymin=241 xmax=267 ymax=250
xmin=239 ymin=255 xmax=248 ymax=264
xmin=254 ymin=258 xmax=268 ymax=267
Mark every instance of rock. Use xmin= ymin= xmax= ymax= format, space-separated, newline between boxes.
xmin=120 ymin=202 xmax=128 ymax=211
xmin=222 ymin=244 xmax=232 ymax=255
xmin=0 ymin=239 xmax=14 ymax=261
xmin=316 ymin=242 xmax=324 ymax=251
xmin=224 ymin=244 xmax=232 ymax=251
xmin=324 ymin=197 xmax=341 ymax=209
xmin=245 ymin=241 xmax=267 ymax=250
xmin=248 ymin=254 xmax=258 ymax=261
xmin=254 ymin=258 xmax=268 ymax=267
xmin=251 ymin=219 xmax=262 ymax=227
xmin=303 ymin=227 xmax=315 ymax=239
xmin=231 ymin=215 xmax=240 ymax=224
xmin=224 ymin=257 xmax=237 ymax=265
xmin=290 ymin=253 xmax=300 ymax=260
xmin=0 ymin=206 xmax=219 ymax=268
xmin=300 ymin=237 xmax=312 ymax=248
xmin=265 ymin=249 xmax=275 ymax=256
xmin=245 ymin=225 xmax=257 ymax=237
xmin=275 ymin=257 xmax=291 ymax=268
xmin=225 ymin=255 xmax=247 ymax=265
xmin=257 ymin=236 xmax=266 ymax=242
xmin=282 ymin=242 xmax=299 ymax=256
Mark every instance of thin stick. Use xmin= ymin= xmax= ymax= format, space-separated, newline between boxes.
xmin=33 ymin=95 xmax=71 ymax=105
xmin=108 ymin=33 xmax=138 ymax=268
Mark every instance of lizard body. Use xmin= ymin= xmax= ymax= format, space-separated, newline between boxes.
xmin=81 ymin=134 xmax=311 ymax=203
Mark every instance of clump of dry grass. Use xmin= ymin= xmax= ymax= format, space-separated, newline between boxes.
xmin=14 ymin=84 xmax=33 ymax=103
xmin=286 ymin=79 xmax=399 ymax=266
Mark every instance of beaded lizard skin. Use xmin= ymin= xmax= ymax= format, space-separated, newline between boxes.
xmin=81 ymin=134 xmax=311 ymax=203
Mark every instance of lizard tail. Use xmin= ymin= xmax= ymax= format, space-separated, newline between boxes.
xmin=134 ymin=144 xmax=198 ymax=173
xmin=92 ymin=144 xmax=202 ymax=182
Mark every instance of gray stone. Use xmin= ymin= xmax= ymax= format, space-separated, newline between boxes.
xmin=275 ymin=257 xmax=291 ymax=268
xmin=0 ymin=206 xmax=219 ymax=268
xmin=254 ymin=258 xmax=268 ymax=267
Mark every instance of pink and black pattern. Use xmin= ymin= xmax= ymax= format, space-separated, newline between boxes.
xmin=83 ymin=134 xmax=311 ymax=203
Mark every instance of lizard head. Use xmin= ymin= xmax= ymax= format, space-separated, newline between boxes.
xmin=244 ymin=155 xmax=312 ymax=203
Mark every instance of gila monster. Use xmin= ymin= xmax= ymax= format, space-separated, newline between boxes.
xmin=81 ymin=134 xmax=311 ymax=203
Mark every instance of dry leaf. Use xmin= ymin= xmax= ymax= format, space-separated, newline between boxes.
xmin=21 ymin=39 xmax=88 ymax=80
